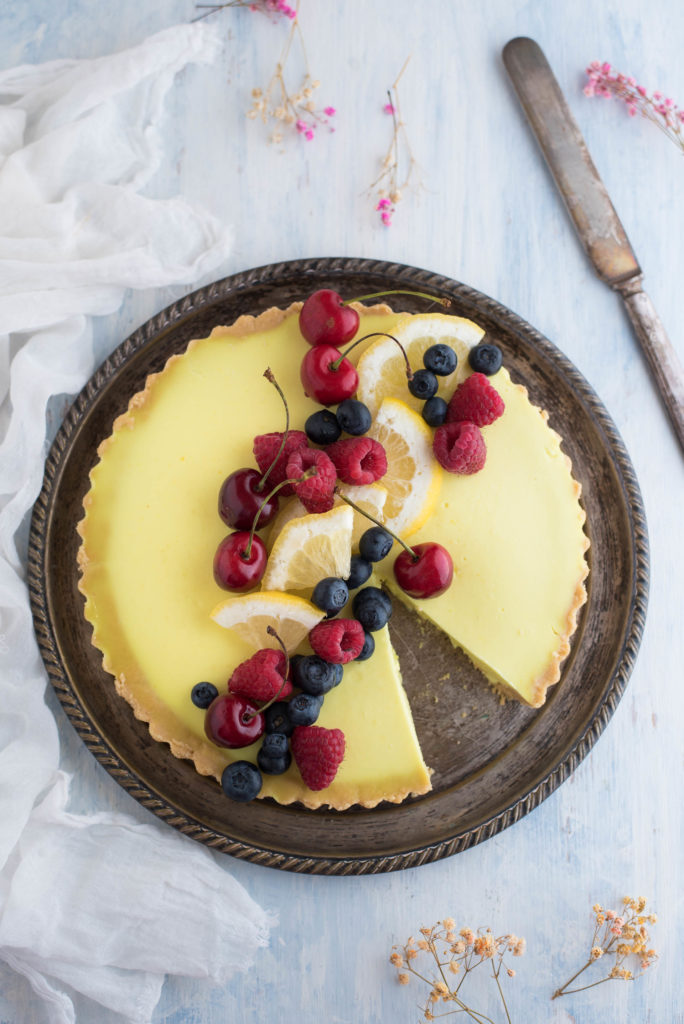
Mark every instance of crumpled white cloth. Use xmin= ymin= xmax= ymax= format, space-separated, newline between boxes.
xmin=0 ymin=22 xmax=274 ymax=1024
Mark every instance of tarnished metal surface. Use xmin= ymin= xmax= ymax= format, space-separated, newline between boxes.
xmin=503 ymin=37 xmax=640 ymax=285
xmin=616 ymin=278 xmax=684 ymax=450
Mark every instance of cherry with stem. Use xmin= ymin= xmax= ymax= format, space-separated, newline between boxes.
xmin=335 ymin=489 xmax=453 ymax=599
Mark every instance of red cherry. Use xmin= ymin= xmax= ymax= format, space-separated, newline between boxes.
xmin=213 ymin=532 xmax=267 ymax=591
xmin=204 ymin=693 xmax=265 ymax=748
xmin=393 ymin=542 xmax=453 ymax=599
xmin=218 ymin=468 xmax=279 ymax=530
xmin=299 ymin=289 xmax=360 ymax=347
xmin=300 ymin=345 xmax=359 ymax=406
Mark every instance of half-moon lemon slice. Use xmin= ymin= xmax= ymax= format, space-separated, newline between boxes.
xmin=211 ymin=591 xmax=324 ymax=651
xmin=261 ymin=504 xmax=353 ymax=591
xmin=367 ymin=398 xmax=443 ymax=538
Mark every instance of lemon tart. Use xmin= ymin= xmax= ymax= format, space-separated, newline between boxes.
xmin=77 ymin=303 xmax=588 ymax=810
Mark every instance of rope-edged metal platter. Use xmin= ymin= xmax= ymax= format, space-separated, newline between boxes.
xmin=28 ymin=258 xmax=649 ymax=875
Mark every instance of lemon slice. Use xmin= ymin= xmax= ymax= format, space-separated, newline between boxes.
xmin=367 ymin=398 xmax=442 ymax=538
xmin=269 ymin=485 xmax=387 ymax=552
xmin=356 ymin=312 xmax=485 ymax=417
xmin=261 ymin=504 xmax=353 ymax=591
xmin=211 ymin=591 xmax=324 ymax=651
xmin=334 ymin=482 xmax=388 ymax=548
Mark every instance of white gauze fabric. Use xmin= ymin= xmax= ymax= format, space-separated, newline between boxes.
xmin=0 ymin=22 xmax=275 ymax=1024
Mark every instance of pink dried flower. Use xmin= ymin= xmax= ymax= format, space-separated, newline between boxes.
xmin=369 ymin=58 xmax=419 ymax=227
xmin=243 ymin=11 xmax=336 ymax=143
xmin=584 ymin=61 xmax=684 ymax=155
xmin=197 ymin=0 xmax=296 ymax=20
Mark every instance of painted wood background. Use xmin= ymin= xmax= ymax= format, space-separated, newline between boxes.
xmin=1 ymin=0 xmax=682 ymax=1021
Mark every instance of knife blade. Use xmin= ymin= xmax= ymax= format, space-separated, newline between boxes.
xmin=503 ymin=36 xmax=684 ymax=454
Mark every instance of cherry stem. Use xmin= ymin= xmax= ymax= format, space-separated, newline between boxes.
xmin=256 ymin=368 xmax=289 ymax=493
xmin=331 ymin=332 xmax=413 ymax=380
xmin=334 ymin=488 xmax=417 ymax=561
xmin=244 ymin=626 xmax=290 ymax=721
xmin=341 ymin=289 xmax=451 ymax=309
xmin=243 ymin=468 xmax=317 ymax=559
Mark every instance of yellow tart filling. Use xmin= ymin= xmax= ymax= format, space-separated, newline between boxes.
xmin=78 ymin=303 xmax=588 ymax=809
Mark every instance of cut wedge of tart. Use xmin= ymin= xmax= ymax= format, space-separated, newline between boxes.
xmin=77 ymin=304 xmax=588 ymax=810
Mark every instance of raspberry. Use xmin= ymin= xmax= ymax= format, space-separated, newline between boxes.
xmin=291 ymin=725 xmax=346 ymax=791
xmin=309 ymin=618 xmax=365 ymax=664
xmin=433 ymin=421 xmax=487 ymax=474
xmin=446 ymin=373 xmax=505 ymax=427
xmin=286 ymin=447 xmax=337 ymax=513
xmin=253 ymin=430 xmax=308 ymax=496
xmin=228 ymin=649 xmax=293 ymax=702
xmin=326 ymin=437 xmax=387 ymax=485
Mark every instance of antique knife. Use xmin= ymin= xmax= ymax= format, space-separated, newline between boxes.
xmin=503 ymin=36 xmax=684 ymax=454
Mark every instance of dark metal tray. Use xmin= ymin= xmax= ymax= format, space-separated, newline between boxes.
xmin=28 ymin=257 xmax=649 ymax=874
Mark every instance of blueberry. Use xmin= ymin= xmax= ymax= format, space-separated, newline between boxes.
xmin=356 ymin=631 xmax=375 ymax=661
xmin=408 ymin=369 xmax=438 ymax=401
xmin=292 ymin=655 xmax=338 ymax=695
xmin=287 ymin=692 xmax=324 ymax=726
xmin=423 ymin=343 xmax=457 ymax=376
xmin=359 ymin=527 xmax=393 ymax=563
xmin=261 ymin=732 xmax=290 ymax=757
xmin=221 ymin=761 xmax=262 ymax=802
xmin=336 ymin=399 xmax=372 ymax=436
xmin=257 ymin=752 xmax=291 ymax=775
xmin=311 ymin=576 xmax=349 ymax=617
xmin=265 ymin=701 xmax=294 ymax=736
xmin=305 ymin=408 xmax=342 ymax=445
xmin=346 ymin=554 xmax=372 ymax=590
xmin=257 ymin=733 xmax=292 ymax=775
xmin=468 ymin=342 xmax=503 ymax=376
xmin=421 ymin=396 xmax=448 ymax=428
xmin=352 ymin=586 xmax=393 ymax=632
xmin=191 ymin=682 xmax=218 ymax=709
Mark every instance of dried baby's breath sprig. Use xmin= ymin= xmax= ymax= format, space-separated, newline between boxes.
xmin=552 ymin=896 xmax=658 ymax=1000
xmin=390 ymin=919 xmax=525 ymax=1023
xmin=246 ymin=11 xmax=335 ymax=143
xmin=370 ymin=58 xmax=420 ymax=227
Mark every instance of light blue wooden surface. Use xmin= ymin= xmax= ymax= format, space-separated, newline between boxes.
xmin=1 ymin=1 xmax=683 ymax=1022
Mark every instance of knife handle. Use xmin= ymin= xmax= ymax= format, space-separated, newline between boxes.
xmin=615 ymin=280 xmax=684 ymax=453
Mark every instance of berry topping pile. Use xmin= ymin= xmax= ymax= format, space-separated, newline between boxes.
xmin=198 ymin=287 xmax=508 ymax=802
